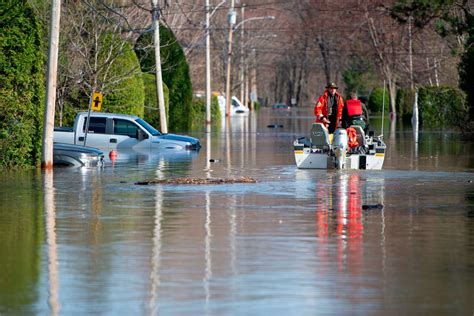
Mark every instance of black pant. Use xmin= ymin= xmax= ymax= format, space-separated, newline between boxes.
xmin=328 ymin=116 xmax=337 ymax=134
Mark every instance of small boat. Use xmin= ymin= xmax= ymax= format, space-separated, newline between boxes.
xmin=294 ymin=123 xmax=386 ymax=170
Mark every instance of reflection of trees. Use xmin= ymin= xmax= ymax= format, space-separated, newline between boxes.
xmin=0 ymin=173 xmax=42 ymax=314
xmin=385 ymin=130 xmax=474 ymax=171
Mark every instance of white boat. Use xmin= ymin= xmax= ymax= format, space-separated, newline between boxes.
xmin=294 ymin=123 xmax=386 ymax=170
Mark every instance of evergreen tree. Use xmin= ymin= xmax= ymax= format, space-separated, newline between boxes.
xmin=143 ymin=73 xmax=169 ymax=130
xmin=135 ymin=25 xmax=193 ymax=131
xmin=457 ymin=8 xmax=474 ymax=120
xmin=0 ymin=0 xmax=44 ymax=168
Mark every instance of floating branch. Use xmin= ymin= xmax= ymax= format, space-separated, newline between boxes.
xmin=135 ymin=176 xmax=257 ymax=185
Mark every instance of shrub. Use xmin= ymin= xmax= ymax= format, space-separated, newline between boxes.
xmin=99 ymin=33 xmax=145 ymax=117
xmin=367 ymin=87 xmax=390 ymax=113
xmin=418 ymin=86 xmax=467 ymax=128
xmin=135 ymin=25 xmax=194 ymax=131
xmin=396 ymin=88 xmax=416 ymax=121
xmin=191 ymin=95 xmax=221 ymax=129
xmin=459 ymin=44 xmax=474 ymax=121
xmin=0 ymin=1 xmax=44 ymax=168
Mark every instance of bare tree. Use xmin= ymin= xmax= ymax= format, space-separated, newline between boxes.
xmin=363 ymin=1 xmax=401 ymax=116
xmin=58 ymin=0 xmax=148 ymax=114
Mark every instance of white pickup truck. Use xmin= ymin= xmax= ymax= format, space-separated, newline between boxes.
xmin=54 ymin=112 xmax=200 ymax=152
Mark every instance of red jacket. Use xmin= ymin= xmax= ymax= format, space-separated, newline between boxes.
xmin=346 ymin=99 xmax=363 ymax=116
xmin=314 ymin=90 xmax=344 ymax=126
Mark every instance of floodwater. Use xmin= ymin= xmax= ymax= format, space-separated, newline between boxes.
xmin=1 ymin=107 xmax=473 ymax=315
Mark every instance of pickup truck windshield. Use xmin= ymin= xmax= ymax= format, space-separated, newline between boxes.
xmin=136 ymin=118 xmax=162 ymax=136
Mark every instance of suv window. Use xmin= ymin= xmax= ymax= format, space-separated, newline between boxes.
xmin=114 ymin=119 xmax=139 ymax=138
xmin=83 ymin=117 xmax=106 ymax=134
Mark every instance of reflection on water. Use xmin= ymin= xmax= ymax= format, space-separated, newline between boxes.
xmin=0 ymin=107 xmax=473 ymax=314
xmin=0 ymin=171 xmax=42 ymax=315
xmin=315 ymin=173 xmax=368 ymax=276
xmin=44 ymin=170 xmax=60 ymax=316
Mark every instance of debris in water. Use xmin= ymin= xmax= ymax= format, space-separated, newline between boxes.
xmin=362 ymin=204 xmax=384 ymax=210
xmin=135 ymin=176 xmax=257 ymax=185
xmin=267 ymin=124 xmax=283 ymax=128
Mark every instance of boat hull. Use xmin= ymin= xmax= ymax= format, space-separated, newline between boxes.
xmin=294 ymin=148 xmax=384 ymax=170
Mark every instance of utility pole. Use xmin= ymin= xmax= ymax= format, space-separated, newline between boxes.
xmin=427 ymin=58 xmax=433 ymax=86
xmin=205 ymin=0 xmax=212 ymax=124
xmin=151 ymin=0 xmax=168 ymax=133
xmin=408 ymin=14 xmax=414 ymax=90
xmin=250 ymin=48 xmax=257 ymax=111
xmin=225 ymin=0 xmax=236 ymax=118
xmin=42 ymin=0 xmax=62 ymax=169
xmin=244 ymin=62 xmax=249 ymax=108
xmin=240 ymin=5 xmax=245 ymax=106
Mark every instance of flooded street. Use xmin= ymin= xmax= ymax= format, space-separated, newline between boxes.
xmin=1 ymin=107 xmax=474 ymax=315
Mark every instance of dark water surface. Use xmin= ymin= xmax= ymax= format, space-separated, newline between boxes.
xmin=1 ymin=108 xmax=473 ymax=315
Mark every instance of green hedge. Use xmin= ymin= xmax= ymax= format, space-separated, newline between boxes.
xmin=395 ymin=88 xmax=416 ymax=121
xmin=367 ymin=87 xmax=389 ymax=113
xmin=0 ymin=1 xmax=44 ymax=168
xmin=191 ymin=95 xmax=221 ymax=129
xmin=459 ymin=44 xmax=474 ymax=120
xmin=143 ymin=73 xmax=169 ymax=131
xmin=418 ymin=86 xmax=467 ymax=128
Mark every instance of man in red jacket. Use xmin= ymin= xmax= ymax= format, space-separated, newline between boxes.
xmin=342 ymin=91 xmax=369 ymax=132
xmin=314 ymin=82 xmax=345 ymax=133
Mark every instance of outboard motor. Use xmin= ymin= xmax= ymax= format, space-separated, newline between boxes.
xmin=332 ymin=128 xmax=348 ymax=169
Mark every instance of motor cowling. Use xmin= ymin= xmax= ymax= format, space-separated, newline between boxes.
xmin=333 ymin=128 xmax=348 ymax=152
xmin=332 ymin=128 xmax=348 ymax=169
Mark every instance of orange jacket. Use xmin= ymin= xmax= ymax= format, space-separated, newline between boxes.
xmin=314 ymin=90 xmax=344 ymax=126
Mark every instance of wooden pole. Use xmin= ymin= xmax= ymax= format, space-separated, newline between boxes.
xmin=42 ymin=0 xmax=62 ymax=169
xmin=205 ymin=0 xmax=212 ymax=124
xmin=225 ymin=0 xmax=235 ymax=118
xmin=151 ymin=0 xmax=168 ymax=133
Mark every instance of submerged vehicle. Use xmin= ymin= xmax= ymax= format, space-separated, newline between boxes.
xmin=54 ymin=112 xmax=200 ymax=152
xmin=53 ymin=143 xmax=105 ymax=167
xmin=272 ymin=103 xmax=291 ymax=112
xmin=294 ymin=123 xmax=386 ymax=170
xmin=231 ymin=96 xmax=249 ymax=115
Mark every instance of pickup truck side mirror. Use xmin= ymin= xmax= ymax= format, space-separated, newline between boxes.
xmin=137 ymin=129 xmax=148 ymax=141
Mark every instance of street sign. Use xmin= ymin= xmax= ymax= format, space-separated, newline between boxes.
xmin=91 ymin=92 xmax=102 ymax=111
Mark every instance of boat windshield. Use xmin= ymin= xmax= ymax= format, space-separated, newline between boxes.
xmin=135 ymin=118 xmax=162 ymax=136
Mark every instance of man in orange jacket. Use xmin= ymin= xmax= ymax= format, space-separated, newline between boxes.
xmin=314 ymin=82 xmax=345 ymax=133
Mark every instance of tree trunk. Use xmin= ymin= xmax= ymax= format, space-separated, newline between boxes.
xmin=317 ymin=35 xmax=331 ymax=84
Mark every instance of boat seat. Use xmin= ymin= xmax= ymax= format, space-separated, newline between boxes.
xmin=310 ymin=123 xmax=330 ymax=149
xmin=350 ymin=125 xmax=366 ymax=147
